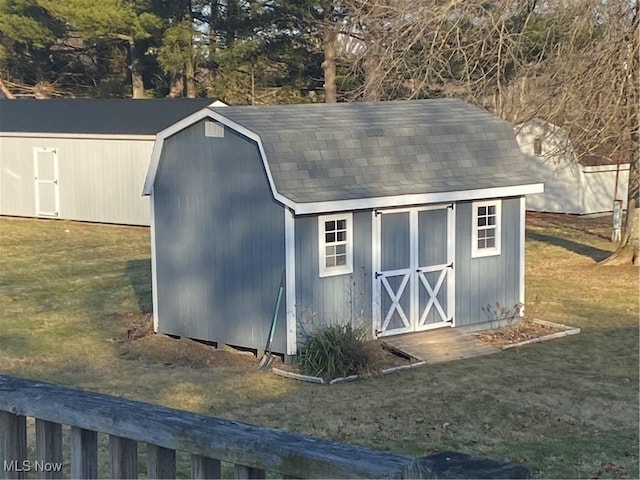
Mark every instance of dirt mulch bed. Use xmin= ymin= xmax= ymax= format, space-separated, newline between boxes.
xmin=114 ymin=313 xmax=254 ymax=369
xmin=472 ymin=320 xmax=566 ymax=349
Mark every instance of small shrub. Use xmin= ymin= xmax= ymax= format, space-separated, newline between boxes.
xmin=482 ymin=301 xmax=524 ymax=326
xmin=299 ymin=323 xmax=382 ymax=381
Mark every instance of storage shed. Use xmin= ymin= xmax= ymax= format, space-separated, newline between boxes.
xmin=0 ymin=98 xmax=215 ymax=225
xmin=143 ymin=99 xmax=544 ymax=356
xmin=515 ymin=118 xmax=629 ymax=214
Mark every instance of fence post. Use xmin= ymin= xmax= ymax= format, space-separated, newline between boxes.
xmin=70 ymin=428 xmax=98 ymax=479
xmin=109 ymin=435 xmax=138 ymax=479
xmin=147 ymin=445 xmax=176 ymax=479
xmin=234 ymin=464 xmax=266 ymax=479
xmin=191 ymin=455 xmax=221 ymax=479
xmin=35 ymin=420 xmax=63 ymax=479
xmin=0 ymin=412 xmax=27 ymax=480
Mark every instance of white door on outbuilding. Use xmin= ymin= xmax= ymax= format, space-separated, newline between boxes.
xmin=33 ymin=147 xmax=59 ymax=217
xmin=373 ymin=204 xmax=455 ymax=337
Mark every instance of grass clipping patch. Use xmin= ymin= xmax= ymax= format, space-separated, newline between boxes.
xmin=299 ymin=324 xmax=383 ymax=382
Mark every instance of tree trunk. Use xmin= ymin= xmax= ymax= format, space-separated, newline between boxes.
xmin=600 ymin=147 xmax=640 ymax=266
xmin=129 ymin=39 xmax=145 ymax=99
xmin=168 ymin=73 xmax=185 ymax=97
xmin=363 ymin=43 xmax=382 ymax=102
xmin=600 ymin=7 xmax=639 ymax=268
xmin=322 ymin=16 xmax=337 ymax=103
xmin=186 ymin=59 xmax=196 ymax=98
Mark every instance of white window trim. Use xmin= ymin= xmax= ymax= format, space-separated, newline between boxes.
xmin=471 ymin=200 xmax=501 ymax=258
xmin=318 ymin=213 xmax=353 ymax=277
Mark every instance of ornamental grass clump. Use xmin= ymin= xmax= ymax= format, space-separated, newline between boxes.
xmin=299 ymin=323 xmax=382 ymax=382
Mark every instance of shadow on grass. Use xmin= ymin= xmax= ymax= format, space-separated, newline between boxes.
xmin=125 ymin=258 xmax=153 ymax=314
xmin=527 ymin=231 xmax=612 ymax=262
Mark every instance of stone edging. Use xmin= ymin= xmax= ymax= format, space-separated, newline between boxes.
xmin=272 ymin=319 xmax=580 ymax=384
xmin=272 ymin=360 xmax=428 ymax=385
xmin=500 ymin=319 xmax=581 ymax=350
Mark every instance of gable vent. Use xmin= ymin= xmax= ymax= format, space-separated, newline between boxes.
xmin=205 ymin=121 xmax=224 ymax=138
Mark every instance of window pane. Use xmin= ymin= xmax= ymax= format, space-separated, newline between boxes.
xmin=478 ymin=217 xmax=487 ymax=227
xmin=336 ymin=231 xmax=345 ymax=242
xmin=487 ymin=216 xmax=496 ymax=226
xmin=326 ymin=245 xmax=335 ymax=256
xmin=326 ymin=232 xmax=335 ymax=243
xmin=336 ymin=219 xmax=346 ymax=230
xmin=336 ymin=244 xmax=346 ymax=254
xmin=486 ymin=227 xmax=495 ymax=237
xmin=478 ymin=239 xmax=485 ymax=249
xmin=488 ymin=205 xmax=496 ymax=215
xmin=336 ymin=255 xmax=346 ymax=266
xmin=478 ymin=230 xmax=487 ymax=239
xmin=326 ymin=256 xmax=336 ymax=267
xmin=486 ymin=237 xmax=495 ymax=248
xmin=478 ymin=206 xmax=486 ymax=216
xmin=325 ymin=220 xmax=335 ymax=231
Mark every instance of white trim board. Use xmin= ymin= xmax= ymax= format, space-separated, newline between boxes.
xmin=582 ymin=164 xmax=630 ymax=173
xmin=519 ymin=196 xmax=526 ymax=315
xmin=150 ymin=191 xmax=160 ymax=333
xmin=284 ymin=208 xmax=297 ymax=355
xmin=1 ymin=132 xmax=157 ymax=141
xmin=294 ymin=184 xmax=543 ymax=215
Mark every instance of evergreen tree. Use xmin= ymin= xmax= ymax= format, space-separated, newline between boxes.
xmin=40 ymin=0 xmax=162 ymax=98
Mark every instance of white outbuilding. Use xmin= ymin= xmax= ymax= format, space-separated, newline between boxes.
xmin=515 ymin=118 xmax=629 ymax=215
xmin=0 ymin=98 xmax=216 ymax=225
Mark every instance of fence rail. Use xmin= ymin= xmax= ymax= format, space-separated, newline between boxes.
xmin=0 ymin=374 xmax=529 ymax=479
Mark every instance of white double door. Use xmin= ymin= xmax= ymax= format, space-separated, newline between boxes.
xmin=373 ymin=205 xmax=455 ymax=337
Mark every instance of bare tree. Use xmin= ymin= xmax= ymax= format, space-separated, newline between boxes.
xmin=341 ymin=0 xmax=638 ymax=264
xmin=513 ymin=0 xmax=639 ymax=265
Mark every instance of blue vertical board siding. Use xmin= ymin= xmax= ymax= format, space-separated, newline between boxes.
xmin=454 ymin=198 xmax=521 ymax=326
xmin=153 ymin=121 xmax=286 ymax=352
xmin=295 ymin=211 xmax=372 ymax=341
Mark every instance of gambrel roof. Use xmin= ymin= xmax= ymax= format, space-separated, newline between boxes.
xmin=0 ymin=98 xmax=216 ymax=136
xmin=145 ymin=99 xmax=543 ymax=214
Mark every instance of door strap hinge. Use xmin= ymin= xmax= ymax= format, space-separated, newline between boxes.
xmin=448 ymin=203 xmax=454 ymax=209
xmin=447 ymin=262 xmax=454 ymax=269
xmin=375 ymin=272 xmax=383 ymax=279
xmin=446 ymin=317 xmax=453 ymax=323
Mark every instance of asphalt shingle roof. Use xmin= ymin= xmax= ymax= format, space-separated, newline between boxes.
xmin=211 ymin=99 xmax=540 ymax=202
xmin=0 ymin=98 xmax=215 ymax=135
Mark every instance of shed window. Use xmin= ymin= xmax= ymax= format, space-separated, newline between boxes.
xmin=471 ymin=200 xmax=501 ymax=258
xmin=318 ymin=213 xmax=353 ymax=277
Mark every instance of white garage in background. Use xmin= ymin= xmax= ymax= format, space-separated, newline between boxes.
xmin=515 ymin=118 xmax=629 ymax=215
xmin=0 ymin=98 xmax=216 ymax=225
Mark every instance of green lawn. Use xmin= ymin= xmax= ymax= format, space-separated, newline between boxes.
xmin=0 ymin=214 xmax=638 ymax=479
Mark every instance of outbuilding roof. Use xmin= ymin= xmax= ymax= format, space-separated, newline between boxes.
xmin=145 ymin=98 xmax=544 ymax=213
xmin=0 ymin=98 xmax=216 ymax=136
